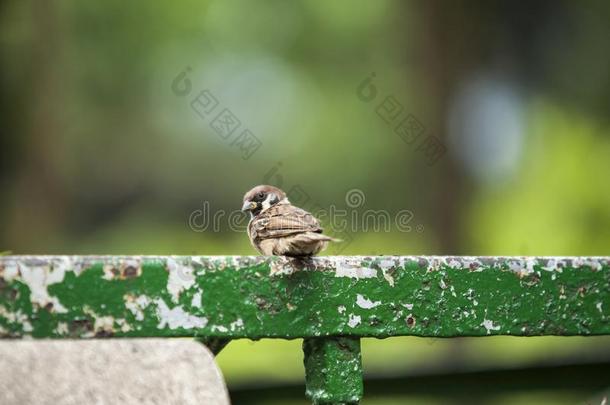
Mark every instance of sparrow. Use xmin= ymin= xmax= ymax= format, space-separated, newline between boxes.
xmin=241 ymin=185 xmax=338 ymax=256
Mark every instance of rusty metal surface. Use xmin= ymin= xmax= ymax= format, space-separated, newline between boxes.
xmin=0 ymin=256 xmax=608 ymax=339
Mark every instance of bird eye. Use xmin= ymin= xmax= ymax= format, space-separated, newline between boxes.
xmin=256 ymin=192 xmax=265 ymax=199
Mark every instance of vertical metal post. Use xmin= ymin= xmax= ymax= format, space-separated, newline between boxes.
xmin=303 ymin=337 xmax=363 ymax=404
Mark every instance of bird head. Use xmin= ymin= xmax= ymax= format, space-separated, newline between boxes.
xmin=241 ymin=185 xmax=287 ymax=217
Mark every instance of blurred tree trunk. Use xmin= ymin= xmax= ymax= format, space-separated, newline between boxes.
xmin=414 ymin=1 xmax=475 ymax=255
xmin=411 ymin=3 xmax=483 ymax=399
xmin=6 ymin=1 xmax=65 ymax=252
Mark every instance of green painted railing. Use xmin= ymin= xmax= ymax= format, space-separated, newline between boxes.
xmin=0 ymin=256 xmax=609 ymax=404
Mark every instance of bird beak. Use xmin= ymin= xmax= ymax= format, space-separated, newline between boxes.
xmin=241 ymin=200 xmax=257 ymax=212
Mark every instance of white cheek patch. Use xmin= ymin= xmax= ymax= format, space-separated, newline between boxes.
xmin=261 ymin=194 xmax=275 ymax=212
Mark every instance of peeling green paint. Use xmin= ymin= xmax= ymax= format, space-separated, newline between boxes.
xmin=0 ymin=256 xmax=608 ymax=339
xmin=304 ymin=337 xmax=362 ymax=404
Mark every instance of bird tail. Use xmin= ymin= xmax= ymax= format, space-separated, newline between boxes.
xmin=311 ymin=233 xmax=342 ymax=243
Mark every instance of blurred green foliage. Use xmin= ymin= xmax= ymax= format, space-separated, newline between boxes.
xmin=1 ymin=1 xmax=609 ymax=403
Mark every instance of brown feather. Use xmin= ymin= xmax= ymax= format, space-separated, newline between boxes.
xmin=250 ymin=202 xmax=322 ymax=239
xmin=243 ymin=185 xmax=339 ymax=257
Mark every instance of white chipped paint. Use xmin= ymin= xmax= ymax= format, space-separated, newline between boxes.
xmin=212 ymin=325 xmax=229 ymax=333
xmin=191 ymin=291 xmax=202 ymax=308
xmin=426 ymin=258 xmax=442 ymax=272
xmin=124 ymin=294 xmax=151 ymax=321
xmin=136 ymin=295 xmax=150 ymax=308
xmin=572 ymin=258 xmax=603 ymax=271
xmin=102 ymin=265 xmax=114 ymax=280
xmin=338 ymin=305 xmax=346 ymax=314
xmin=335 ymin=263 xmax=377 ymax=279
xmin=167 ymin=258 xmax=196 ymax=303
xmin=402 ymin=303 xmax=414 ymax=310
xmin=95 ymin=315 xmax=115 ymax=333
xmin=116 ymin=318 xmax=132 ymax=333
xmin=270 ymin=260 xmax=297 ymax=276
xmin=54 ymin=256 xmax=85 ymax=277
xmin=22 ymin=320 xmax=33 ymax=332
xmin=543 ymin=258 xmax=564 ymax=272
xmin=155 ymin=299 xmax=208 ymax=330
xmin=392 ymin=310 xmax=404 ymax=322
xmin=447 ymin=259 xmax=462 ymax=269
xmin=382 ymin=272 xmax=395 ymax=286
xmin=1 ymin=263 xmax=19 ymax=281
xmin=230 ymin=318 xmax=244 ymax=331
xmin=412 ymin=256 xmax=610 ymax=274
xmin=378 ymin=259 xmax=395 ymax=270
xmin=597 ymin=302 xmax=603 ymax=313
xmin=572 ymin=258 xmax=585 ymax=269
xmin=460 ymin=257 xmax=482 ymax=271
xmin=0 ymin=305 xmax=34 ymax=333
xmin=18 ymin=263 xmax=68 ymax=313
xmin=0 ymin=305 xmax=15 ymax=320
xmin=356 ymin=294 xmax=381 ymax=309
xmin=55 ymin=322 xmax=69 ymax=335
xmin=377 ymin=258 xmax=396 ymax=286
xmin=82 ymin=306 xmax=116 ymax=335
xmin=347 ymin=314 xmax=362 ymax=328
xmin=481 ymin=318 xmax=501 ymax=334
xmin=464 ymin=288 xmax=479 ymax=306
xmin=507 ymin=258 xmax=536 ymax=276
xmin=0 ymin=306 xmax=32 ymax=333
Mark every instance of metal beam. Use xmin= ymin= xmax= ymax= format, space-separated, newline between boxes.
xmin=0 ymin=256 xmax=608 ymax=339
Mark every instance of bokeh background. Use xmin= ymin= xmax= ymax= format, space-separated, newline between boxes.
xmin=1 ymin=1 xmax=609 ymax=404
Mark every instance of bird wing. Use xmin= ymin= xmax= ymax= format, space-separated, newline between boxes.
xmin=251 ymin=203 xmax=323 ymax=240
